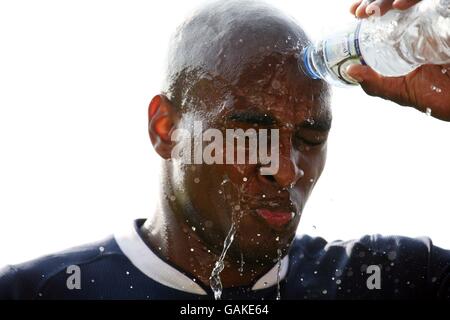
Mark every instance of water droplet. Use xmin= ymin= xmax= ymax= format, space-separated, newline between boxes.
xmin=192 ymin=226 xmax=196 ymax=231
xmin=126 ymin=271 xmax=130 ymax=275
xmin=130 ymin=285 xmax=133 ymax=289
xmin=218 ymin=190 xmax=223 ymax=195
xmin=306 ymin=118 xmax=315 ymax=125
xmin=314 ymin=270 xmax=318 ymax=275
xmin=275 ymin=236 xmax=280 ymax=242
xmin=336 ymin=279 xmax=342 ymax=285
xmin=91 ymin=279 xmax=95 ymax=283
xmin=243 ymin=177 xmax=248 ymax=182
xmin=256 ymin=233 xmax=261 ymax=237
xmin=190 ymin=248 xmax=195 ymax=252
xmin=237 ymin=253 xmax=245 ymax=274
xmin=169 ymin=195 xmax=176 ymax=201
xmin=272 ymin=80 xmax=281 ymax=90
xmin=322 ymin=290 xmax=328 ymax=295
xmin=99 ymin=246 xmax=105 ymax=253
xmin=442 ymin=68 xmax=448 ymax=74
xmin=387 ymin=251 xmax=397 ymax=261
xmin=284 ymin=123 xmax=294 ymax=129
xmin=194 ymin=177 xmax=200 ymax=184
xmin=262 ymin=194 xmax=266 ymax=198
xmin=431 ymin=85 xmax=442 ymax=93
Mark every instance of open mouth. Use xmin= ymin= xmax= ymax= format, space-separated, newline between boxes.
xmin=255 ymin=209 xmax=295 ymax=229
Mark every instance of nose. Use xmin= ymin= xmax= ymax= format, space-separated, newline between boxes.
xmin=272 ymin=154 xmax=304 ymax=188
xmin=258 ymin=134 xmax=304 ymax=189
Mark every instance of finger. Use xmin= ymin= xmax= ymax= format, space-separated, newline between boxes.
xmin=366 ymin=0 xmax=395 ymax=17
xmin=346 ymin=64 xmax=378 ymax=83
xmin=346 ymin=64 xmax=407 ymax=103
xmin=350 ymin=0 xmax=363 ymax=15
xmin=355 ymin=1 xmax=371 ymax=18
xmin=392 ymin=0 xmax=421 ymax=10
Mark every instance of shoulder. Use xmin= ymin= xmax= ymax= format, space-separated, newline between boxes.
xmin=291 ymin=234 xmax=435 ymax=259
xmin=0 ymin=236 xmax=124 ymax=299
xmin=288 ymin=234 xmax=450 ymax=299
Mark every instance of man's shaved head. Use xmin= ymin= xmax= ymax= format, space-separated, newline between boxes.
xmin=162 ymin=0 xmax=328 ymax=113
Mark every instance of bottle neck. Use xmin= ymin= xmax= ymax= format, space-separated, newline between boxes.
xmin=301 ymin=46 xmax=321 ymax=80
xmin=300 ymin=22 xmax=364 ymax=87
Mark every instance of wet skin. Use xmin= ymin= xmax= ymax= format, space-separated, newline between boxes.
xmin=141 ymin=1 xmax=331 ymax=289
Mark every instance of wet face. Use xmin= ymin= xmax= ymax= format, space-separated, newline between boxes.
xmin=171 ymin=53 xmax=331 ymax=264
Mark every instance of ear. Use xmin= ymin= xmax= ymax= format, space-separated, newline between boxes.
xmin=148 ymin=95 xmax=179 ymax=159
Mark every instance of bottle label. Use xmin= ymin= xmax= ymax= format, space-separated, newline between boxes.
xmin=323 ymin=22 xmax=364 ymax=85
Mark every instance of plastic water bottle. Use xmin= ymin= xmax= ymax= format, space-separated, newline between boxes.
xmin=301 ymin=0 xmax=450 ymax=87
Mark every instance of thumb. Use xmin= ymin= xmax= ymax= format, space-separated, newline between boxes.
xmin=346 ymin=64 xmax=405 ymax=101
xmin=346 ymin=63 xmax=379 ymax=83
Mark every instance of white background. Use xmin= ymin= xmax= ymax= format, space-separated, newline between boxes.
xmin=0 ymin=0 xmax=449 ymax=267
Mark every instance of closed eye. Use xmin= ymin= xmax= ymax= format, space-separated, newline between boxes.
xmin=294 ymin=131 xmax=328 ymax=147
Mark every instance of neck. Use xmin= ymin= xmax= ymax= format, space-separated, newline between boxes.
xmin=139 ymin=187 xmax=274 ymax=290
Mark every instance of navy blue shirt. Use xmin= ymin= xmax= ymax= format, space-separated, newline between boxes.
xmin=1 ymin=219 xmax=449 ymax=300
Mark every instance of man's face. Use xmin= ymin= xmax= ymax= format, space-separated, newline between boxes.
xmin=171 ymin=54 xmax=331 ymax=263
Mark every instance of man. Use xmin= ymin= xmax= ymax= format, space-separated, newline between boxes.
xmin=0 ymin=0 xmax=449 ymax=300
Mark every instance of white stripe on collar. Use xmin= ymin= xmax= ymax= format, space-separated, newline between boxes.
xmin=114 ymin=220 xmax=289 ymax=295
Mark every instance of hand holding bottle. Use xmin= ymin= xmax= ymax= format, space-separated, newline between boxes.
xmin=347 ymin=0 xmax=450 ymax=121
